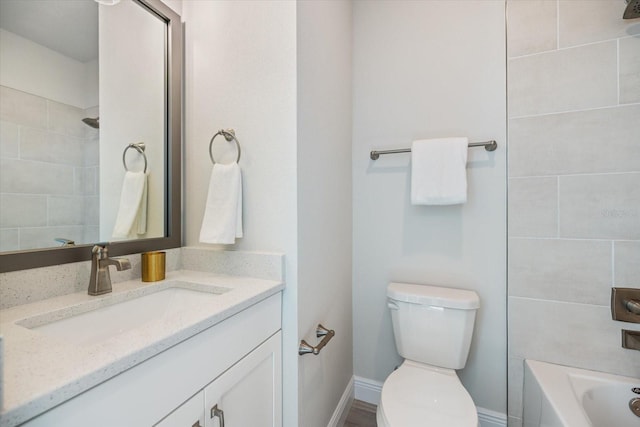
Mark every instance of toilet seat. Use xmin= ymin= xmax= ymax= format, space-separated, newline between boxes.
xmin=377 ymin=361 xmax=478 ymax=427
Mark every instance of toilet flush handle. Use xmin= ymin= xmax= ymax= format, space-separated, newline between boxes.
xmin=387 ymin=300 xmax=399 ymax=310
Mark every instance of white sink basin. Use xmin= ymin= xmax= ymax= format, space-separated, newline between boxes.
xmin=18 ymin=282 xmax=229 ymax=346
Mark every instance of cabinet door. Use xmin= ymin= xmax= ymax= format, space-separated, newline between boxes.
xmin=204 ymin=332 xmax=282 ymax=427
xmin=155 ymin=391 xmax=205 ymax=427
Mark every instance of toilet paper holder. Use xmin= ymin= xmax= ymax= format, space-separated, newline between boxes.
xmin=299 ymin=324 xmax=335 ymax=356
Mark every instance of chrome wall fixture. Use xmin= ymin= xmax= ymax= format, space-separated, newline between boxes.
xmin=209 ymin=129 xmax=241 ymax=164
xmin=611 ymin=287 xmax=640 ymax=323
xmin=299 ymin=324 xmax=335 ymax=356
xmin=122 ymin=142 xmax=148 ymax=173
xmin=370 ymin=140 xmax=497 ymax=160
xmin=622 ymin=330 xmax=640 ymax=351
xmin=611 ymin=288 xmax=640 ymax=351
xmin=624 ymin=0 xmax=640 ymax=19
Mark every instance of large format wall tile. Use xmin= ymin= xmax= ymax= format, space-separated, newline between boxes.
xmin=507 ymin=0 xmax=557 ymax=58
xmin=0 ymin=158 xmax=74 ymax=195
xmin=509 ymin=105 xmax=640 ymax=176
xmin=509 ymin=296 xmax=640 ymax=377
xmin=0 ymin=195 xmax=47 ymax=227
xmin=0 ymin=120 xmax=19 ymax=158
xmin=84 ymin=141 xmax=99 ymax=167
xmin=508 ymin=177 xmax=557 ymax=237
xmin=508 ymin=41 xmax=617 ymax=117
xmin=48 ymin=100 xmax=87 ymax=139
xmin=83 ymin=225 xmax=99 ymax=244
xmin=509 ymin=238 xmax=612 ymax=304
xmin=19 ymin=225 xmax=85 ymax=250
xmin=614 ymin=241 xmax=640 ymax=287
xmin=0 ymin=86 xmax=100 ymax=246
xmin=507 ymin=2 xmax=640 ymax=425
xmin=0 ymin=86 xmax=47 ymax=129
xmin=619 ymin=36 xmax=640 ymax=104
xmin=84 ymin=196 xmax=99 ymax=226
xmin=20 ymin=128 xmax=85 ymax=166
xmin=48 ymin=196 xmax=86 ymax=226
xmin=74 ymin=167 xmax=98 ymax=195
xmin=559 ymin=173 xmax=640 ymax=240
xmin=0 ymin=228 xmax=19 ymax=252
xmin=558 ymin=0 xmax=640 ymax=48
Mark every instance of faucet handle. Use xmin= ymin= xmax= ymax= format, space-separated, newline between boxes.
xmin=612 ymin=288 xmax=640 ymax=323
xmin=92 ymin=243 xmax=110 ymax=258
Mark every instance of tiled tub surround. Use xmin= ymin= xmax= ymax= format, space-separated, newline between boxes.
xmin=0 ymin=86 xmax=99 ymax=251
xmin=0 ymin=249 xmax=284 ymax=426
xmin=507 ymin=1 xmax=640 ymax=426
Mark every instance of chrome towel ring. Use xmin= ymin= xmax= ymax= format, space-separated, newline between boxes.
xmin=209 ymin=129 xmax=241 ymax=164
xmin=122 ymin=142 xmax=148 ymax=173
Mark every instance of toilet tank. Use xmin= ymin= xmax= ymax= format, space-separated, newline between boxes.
xmin=387 ymin=282 xmax=479 ymax=370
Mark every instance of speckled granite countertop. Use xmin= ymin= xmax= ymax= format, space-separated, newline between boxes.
xmin=0 ymin=270 xmax=283 ymax=427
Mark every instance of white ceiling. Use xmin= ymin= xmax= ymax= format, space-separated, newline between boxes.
xmin=0 ymin=0 xmax=98 ymax=62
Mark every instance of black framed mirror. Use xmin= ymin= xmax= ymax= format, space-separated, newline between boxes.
xmin=0 ymin=0 xmax=182 ymax=272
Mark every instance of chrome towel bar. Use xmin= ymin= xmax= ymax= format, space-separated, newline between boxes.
xmin=299 ymin=324 xmax=335 ymax=356
xmin=370 ymin=140 xmax=497 ymax=160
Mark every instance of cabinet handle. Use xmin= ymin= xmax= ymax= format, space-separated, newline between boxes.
xmin=211 ymin=404 xmax=225 ymax=427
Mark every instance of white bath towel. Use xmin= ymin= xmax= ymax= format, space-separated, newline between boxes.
xmin=411 ymin=137 xmax=468 ymax=205
xmin=112 ymin=171 xmax=148 ymax=238
xmin=199 ymin=163 xmax=243 ymax=245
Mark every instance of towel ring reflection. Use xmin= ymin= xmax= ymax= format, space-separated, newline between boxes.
xmin=122 ymin=142 xmax=148 ymax=173
xmin=209 ymin=129 xmax=241 ymax=164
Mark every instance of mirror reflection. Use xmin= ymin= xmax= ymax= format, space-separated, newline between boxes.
xmin=0 ymin=0 xmax=166 ymax=252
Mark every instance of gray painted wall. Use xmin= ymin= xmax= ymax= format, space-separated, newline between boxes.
xmin=352 ymin=0 xmax=507 ymax=415
xmin=184 ymin=2 xmax=353 ymax=426
xmin=297 ymin=2 xmax=353 ymax=426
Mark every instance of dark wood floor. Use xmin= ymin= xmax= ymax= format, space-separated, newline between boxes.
xmin=344 ymin=399 xmax=377 ymax=427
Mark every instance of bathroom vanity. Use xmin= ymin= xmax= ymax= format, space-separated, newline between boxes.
xmin=0 ymin=271 xmax=283 ymax=427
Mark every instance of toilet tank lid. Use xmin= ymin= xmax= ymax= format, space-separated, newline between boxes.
xmin=387 ymin=282 xmax=480 ymax=309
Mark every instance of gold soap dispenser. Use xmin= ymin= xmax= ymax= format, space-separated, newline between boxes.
xmin=141 ymin=251 xmax=166 ymax=282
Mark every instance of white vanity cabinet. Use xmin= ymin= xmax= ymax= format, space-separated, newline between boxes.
xmin=155 ymin=391 xmax=205 ymax=427
xmin=23 ymin=293 xmax=282 ymax=427
xmin=203 ymin=331 xmax=281 ymax=427
xmin=156 ymin=332 xmax=282 ymax=427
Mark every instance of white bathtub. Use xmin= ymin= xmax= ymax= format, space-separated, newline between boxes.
xmin=523 ymin=359 xmax=640 ymax=427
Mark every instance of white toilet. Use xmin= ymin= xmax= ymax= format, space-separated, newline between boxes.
xmin=377 ymin=282 xmax=480 ymax=427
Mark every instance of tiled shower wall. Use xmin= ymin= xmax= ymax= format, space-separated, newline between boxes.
xmin=507 ymin=1 xmax=639 ymax=426
xmin=0 ymin=86 xmax=99 ymax=251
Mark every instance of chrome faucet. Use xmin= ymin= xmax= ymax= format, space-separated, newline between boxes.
xmin=88 ymin=243 xmax=131 ymax=295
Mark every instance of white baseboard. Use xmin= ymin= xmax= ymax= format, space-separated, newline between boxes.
xmin=327 ymin=376 xmax=354 ymax=427
xmin=477 ymin=407 xmax=508 ymax=427
xmin=353 ymin=376 xmax=383 ymax=405
xmin=353 ymin=375 xmax=506 ymax=427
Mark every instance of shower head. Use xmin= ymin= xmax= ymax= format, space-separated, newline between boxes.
xmin=82 ymin=117 xmax=99 ymax=129
xmin=624 ymin=0 xmax=640 ymax=19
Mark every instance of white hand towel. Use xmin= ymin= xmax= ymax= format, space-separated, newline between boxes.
xmin=199 ymin=163 xmax=243 ymax=245
xmin=411 ymin=137 xmax=468 ymax=205
xmin=112 ymin=171 xmax=147 ymax=238
xmin=135 ymin=173 xmax=148 ymax=235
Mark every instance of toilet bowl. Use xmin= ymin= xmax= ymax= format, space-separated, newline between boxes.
xmin=378 ymin=282 xmax=480 ymax=427
xmin=376 ymin=361 xmax=478 ymax=427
